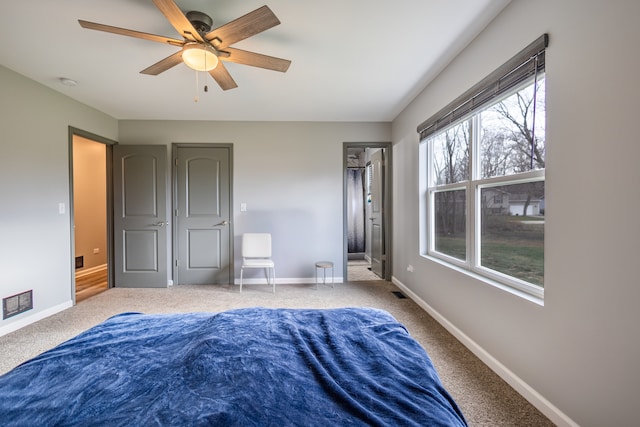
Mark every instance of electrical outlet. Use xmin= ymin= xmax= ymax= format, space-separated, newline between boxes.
xmin=93 ymin=248 xmax=100 ymax=254
xmin=407 ymin=265 xmax=414 ymax=272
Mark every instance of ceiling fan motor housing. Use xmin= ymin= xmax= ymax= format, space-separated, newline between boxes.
xmin=186 ymin=11 xmax=213 ymax=34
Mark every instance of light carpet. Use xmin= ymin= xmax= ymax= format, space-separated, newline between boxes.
xmin=0 ymin=280 xmax=553 ymax=426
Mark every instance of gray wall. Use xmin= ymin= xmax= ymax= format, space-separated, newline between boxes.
xmin=0 ymin=65 xmax=389 ymax=332
xmin=0 ymin=65 xmax=117 ymax=333
xmin=2 ymin=1 xmax=640 ymax=424
xmin=391 ymin=1 xmax=640 ymax=426
xmin=118 ymin=120 xmax=391 ymax=282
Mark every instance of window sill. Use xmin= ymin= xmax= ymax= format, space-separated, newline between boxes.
xmin=421 ymin=254 xmax=545 ymax=307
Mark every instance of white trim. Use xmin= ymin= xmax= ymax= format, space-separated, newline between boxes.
xmin=234 ymin=277 xmax=345 ymax=285
xmin=391 ymin=276 xmax=578 ymax=427
xmin=0 ymin=301 xmax=73 ymax=338
xmin=422 ymin=254 xmax=544 ymax=305
xmin=75 ymin=264 xmax=107 ymax=278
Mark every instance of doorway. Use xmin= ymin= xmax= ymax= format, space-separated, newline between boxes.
xmin=343 ymin=142 xmax=392 ymax=282
xmin=69 ymin=128 xmax=115 ymax=302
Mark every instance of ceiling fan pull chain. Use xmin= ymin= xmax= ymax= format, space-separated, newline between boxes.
xmin=194 ymin=71 xmax=199 ymax=103
xmin=203 ymin=54 xmax=209 ymax=93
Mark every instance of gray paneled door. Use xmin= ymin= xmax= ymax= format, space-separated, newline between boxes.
xmin=369 ymin=148 xmax=385 ymax=278
xmin=174 ymin=146 xmax=231 ymax=285
xmin=113 ymin=145 xmax=168 ymax=288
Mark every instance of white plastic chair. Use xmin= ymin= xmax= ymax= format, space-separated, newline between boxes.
xmin=240 ymin=233 xmax=275 ymax=293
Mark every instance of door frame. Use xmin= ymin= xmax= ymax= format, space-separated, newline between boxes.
xmin=342 ymin=142 xmax=392 ymax=281
xmin=171 ymin=143 xmax=234 ymax=285
xmin=68 ymin=126 xmax=117 ymax=303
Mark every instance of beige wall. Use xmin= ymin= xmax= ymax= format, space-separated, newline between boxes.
xmin=73 ymin=136 xmax=107 ymax=272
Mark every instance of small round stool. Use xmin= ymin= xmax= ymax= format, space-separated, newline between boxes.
xmin=315 ymin=261 xmax=334 ymax=289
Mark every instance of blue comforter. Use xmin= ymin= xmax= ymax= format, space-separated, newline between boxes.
xmin=0 ymin=307 xmax=467 ymax=426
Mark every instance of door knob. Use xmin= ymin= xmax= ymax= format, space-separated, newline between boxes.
xmin=215 ymin=220 xmax=231 ymax=226
xmin=152 ymin=221 xmax=169 ymax=227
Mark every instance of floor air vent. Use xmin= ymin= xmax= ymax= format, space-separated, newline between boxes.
xmin=391 ymin=291 xmax=407 ymax=299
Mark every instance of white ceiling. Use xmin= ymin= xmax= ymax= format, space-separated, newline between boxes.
xmin=0 ymin=0 xmax=510 ymax=121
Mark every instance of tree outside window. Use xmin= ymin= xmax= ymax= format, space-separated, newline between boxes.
xmin=426 ymin=77 xmax=545 ymax=293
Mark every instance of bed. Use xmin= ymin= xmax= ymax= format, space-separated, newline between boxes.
xmin=0 ymin=307 xmax=467 ymax=426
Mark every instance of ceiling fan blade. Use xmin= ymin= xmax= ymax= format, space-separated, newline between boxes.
xmin=208 ymin=62 xmax=238 ymax=91
xmin=152 ymin=0 xmax=204 ymax=42
xmin=222 ymin=47 xmax=290 ymax=72
xmin=206 ymin=5 xmax=280 ymax=49
xmin=140 ymin=51 xmax=184 ymax=75
xmin=79 ymin=20 xmax=184 ymax=47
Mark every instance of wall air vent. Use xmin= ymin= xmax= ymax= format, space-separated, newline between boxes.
xmin=3 ymin=290 xmax=33 ymax=320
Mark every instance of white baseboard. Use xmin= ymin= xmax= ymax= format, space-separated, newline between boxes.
xmin=234 ymin=277 xmax=344 ymax=285
xmin=391 ymin=276 xmax=578 ymax=427
xmin=0 ymin=301 xmax=73 ymax=338
xmin=75 ymin=264 xmax=107 ymax=278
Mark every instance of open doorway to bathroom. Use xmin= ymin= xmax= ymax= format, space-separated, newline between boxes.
xmin=344 ymin=143 xmax=391 ymax=282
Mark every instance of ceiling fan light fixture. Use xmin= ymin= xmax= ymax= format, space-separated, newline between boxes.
xmin=182 ymin=43 xmax=218 ymax=71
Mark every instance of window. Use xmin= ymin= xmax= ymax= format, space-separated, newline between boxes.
xmin=418 ymin=35 xmax=547 ymax=298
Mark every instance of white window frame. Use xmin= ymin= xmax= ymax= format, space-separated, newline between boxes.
xmin=423 ymin=78 xmax=545 ymax=300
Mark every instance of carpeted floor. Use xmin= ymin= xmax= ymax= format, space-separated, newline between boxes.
xmin=347 ymin=259 xmax=384 ymax=281
xmin=0 ymin=280 xmax=554 ymax=426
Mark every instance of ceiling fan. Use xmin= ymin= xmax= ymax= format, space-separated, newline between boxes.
xmin=79 ymin=0 xmax=291 ymax=90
